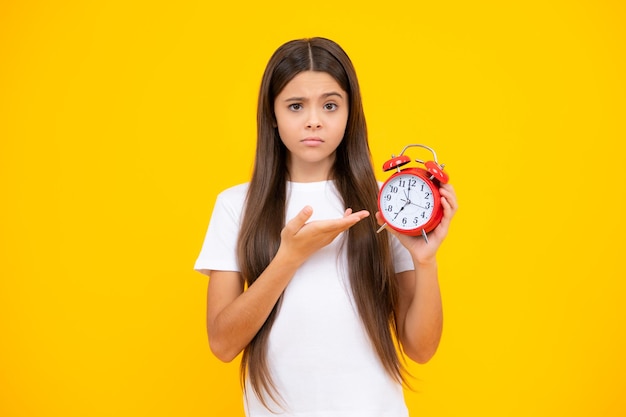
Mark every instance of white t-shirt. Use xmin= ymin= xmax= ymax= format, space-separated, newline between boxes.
xmin=195 ymin=181 xmax=415 ymax=417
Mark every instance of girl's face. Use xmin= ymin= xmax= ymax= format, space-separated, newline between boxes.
xmin=274 ymin=71 xmax=349 ymax=182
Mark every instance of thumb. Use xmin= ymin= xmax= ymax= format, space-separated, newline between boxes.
xmin=284 ymin=206 xmax=313 ymax=235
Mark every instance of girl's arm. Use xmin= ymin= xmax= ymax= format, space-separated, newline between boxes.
xmin=394 ymin=260 xmax=443 ymax=363
xmin=377 ymin=184 xmax=458 ymax=364
xmin=205 ymin=206 xmax=370 ymax=363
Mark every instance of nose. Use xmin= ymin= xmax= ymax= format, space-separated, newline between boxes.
xmin=306 ymin=109 xmax=322 ymax=129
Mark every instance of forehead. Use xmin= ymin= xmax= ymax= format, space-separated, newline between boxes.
xmin=277 ymin=71 xmax=346 ymax=98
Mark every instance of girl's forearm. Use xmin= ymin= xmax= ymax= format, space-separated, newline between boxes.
xmin=208 ymin=253 xmax=301 ymax=362
xmin=401 ymin=259 xmax=443 ymax=364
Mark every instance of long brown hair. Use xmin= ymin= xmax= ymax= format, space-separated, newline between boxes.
xmin=237 ymin=37 xmax=404 ymax=408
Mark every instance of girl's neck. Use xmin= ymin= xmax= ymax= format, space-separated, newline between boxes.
xmin=286 ymin=156 xmax=335 ymax=183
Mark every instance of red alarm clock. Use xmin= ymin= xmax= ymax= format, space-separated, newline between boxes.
xmin=377 ymin=144 xmax=449 ymax=243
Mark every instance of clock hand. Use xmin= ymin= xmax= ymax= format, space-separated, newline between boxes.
xmin=400 ymin=198 xmax=427 ymax=210
xmin=393 ymin=202 xmax=409 ymax=220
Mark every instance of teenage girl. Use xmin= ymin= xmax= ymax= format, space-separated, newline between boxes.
xmin=195 ymin=37 xmax=458 ymax=417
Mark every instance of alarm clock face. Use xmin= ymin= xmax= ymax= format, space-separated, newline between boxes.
xmin=379 ymin=173 xmax=436 ymax=231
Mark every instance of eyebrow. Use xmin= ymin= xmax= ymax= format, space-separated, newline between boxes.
xmin=283 ymin=92 xmax=344 ymax=102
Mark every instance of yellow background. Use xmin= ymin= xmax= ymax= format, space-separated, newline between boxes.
xmin=1 ymin=1 xmax=625 ymax=416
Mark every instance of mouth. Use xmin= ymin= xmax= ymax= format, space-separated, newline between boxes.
xmin=301 ymin=137 xmax=324 ymax=146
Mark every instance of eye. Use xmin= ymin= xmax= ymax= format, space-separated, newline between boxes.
xmin=324 ymin=103 xmax=338 ymax=111
xmin=288 ymin=103 xmax=303 ymax=111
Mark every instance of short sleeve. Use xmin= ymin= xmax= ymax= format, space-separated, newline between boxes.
xmin=390 ymin=234 xmax=414 ymax=273
xmin=193 ymin=184 xmax=247 ymax=274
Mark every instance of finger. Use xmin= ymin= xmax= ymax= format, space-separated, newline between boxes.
xmin=440 ymin=183 xmax=456 ymax=194
xmin=349 ymin=209 xmax=370 ymax=220
xmin=284 ymin=206 xmax=313 ymax=235
xmin=439 ymin=197 xmax=452 ymax=227
xmin=374 ymin=211 xmax=385 ymax=226
xmin=440 ymin=186 xmax=457 ymax=213
xmin=435 ymin=196 xmax=456 ymax=237
xmin=344 ymin=208 xmax=353 ymax=217
xmin=325 ymin=210 xmax=369 ymax=233
xmin=340 ymin=210 xmax=370 ymax=228
xmin=440 ymin=185 xmax=457 ymax=208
